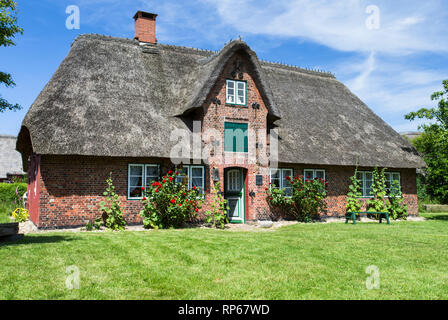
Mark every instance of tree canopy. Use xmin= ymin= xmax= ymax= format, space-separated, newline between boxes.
xmin=0 ymin=0 xmax=23 ymax=113
xmin=405 ymin=80 xmax=448 ymax=204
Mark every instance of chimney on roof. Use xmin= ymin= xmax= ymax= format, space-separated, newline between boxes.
xmin=133 ymin=11 xmax=158 ymax=44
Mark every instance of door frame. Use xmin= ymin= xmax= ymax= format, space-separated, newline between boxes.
xmin=224 ymin=167 xmax=246 ymax=224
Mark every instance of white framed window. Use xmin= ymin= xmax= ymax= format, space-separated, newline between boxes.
xmin=226 ymin=80 xmax=246 ymax=106
xmin=175 ymin=165 xmax=205 ymax=194
xmin=356 ymin=171 xmax=401 ymax=198
xmin=270 ymin=168 xmax=293 ymax=196
xmin=128 ymin=164 xmax=160 ymax=199
xmin=356 ymin=171 xmax=373 ymax=198
xmin=303 ymin=169 xmax=326 ymax=181
xmin=384 ymin=172 xmax=401 ymax=195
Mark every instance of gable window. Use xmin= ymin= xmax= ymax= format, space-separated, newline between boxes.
xmin=270 ymin=168 xmax=293 ymax=196
xmin=128 ymin=164 xmax=160 ymax=199
xmin=226 ymin=80 xmax=246 ymax=106
xmin=303 ymin=169 xmax=326 ymax=181
xmin=224 ymin=122 xmax=248 ymax=153
xmin=175 ymin=165 xmax=205 ymax=194
xmin=384 ymin=172 xmax=401 ymax=195
xmin=356 ymin=171 xmax=373 ymax=198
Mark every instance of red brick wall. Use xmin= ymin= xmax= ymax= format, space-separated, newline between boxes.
xmin=199 ymin=50 xmax=271 ymax=221
xmin=35 ymin=156 xmax=418 ymax=229
xmin=36 ymin=156 xmax=169 ymax=229
xmin=280 ymin=164 xmax=418 ymax=217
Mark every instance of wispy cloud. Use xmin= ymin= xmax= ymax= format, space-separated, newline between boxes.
xmin=208 ymin=0 xmax=448 ymax=54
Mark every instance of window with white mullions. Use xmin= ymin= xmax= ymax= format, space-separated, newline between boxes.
xmin=145 ymin=165 xmax=160 ymax=188
xmin=270 ymin=168 xmax=293 ymax=196
xmin=128 ymin=164 xmax=160 ymax=199
xmin=356 ymin=171 xmax=373 ymax=198
xmin=226 ymin=80 xmax=246 ymax=105
xmin=226 ymin=80 xmax=235 ymax=104
xmin=129 ymin=164 xmax=144 ymax=199
xmin=237 ymin=81 xmax=246 ymax=105
xmin=303 ymin=169 xmax=326 ymax=181
xmin=175 ymin=165 xmax=205 ymax=194
xmin=384 ymin=172 xmax=401 ymax=195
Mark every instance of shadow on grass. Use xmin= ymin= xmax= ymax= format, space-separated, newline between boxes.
xmin=421 ymin=213 xmax=448 ymax=221
xmin=0 ymin=235 xmax=77 ymax=247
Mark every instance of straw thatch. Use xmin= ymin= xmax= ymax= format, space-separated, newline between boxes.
xmin=17 ymin=34 xmax=425 ymax=169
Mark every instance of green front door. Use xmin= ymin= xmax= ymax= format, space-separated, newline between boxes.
xmin=225 ymin=168 xmax=245 ymax=223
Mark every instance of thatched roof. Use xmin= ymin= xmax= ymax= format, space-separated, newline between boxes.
xmin=0 ymin=135 xmax=25 ymax=179
xmin=17 ymin=34 xmax=425 ymax=169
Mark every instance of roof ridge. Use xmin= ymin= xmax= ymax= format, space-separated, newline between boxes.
xmin=72 ymin=34 xmax=137 ymax=46
xmin=163 ymin=40 xmax=335 ymax=78
xmin=260 ymin=60 xmax=335 ymax=78
xmin=159 ymin=43 xmax=217 ymax=55
xmin=0 ymin=134 xmax=17 ymax=139
xmin=73 ymin=35 xmax=335 ymax=78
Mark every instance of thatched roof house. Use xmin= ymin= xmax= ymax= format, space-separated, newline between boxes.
xmin=17 ymin=11 xmax=425 ymax=229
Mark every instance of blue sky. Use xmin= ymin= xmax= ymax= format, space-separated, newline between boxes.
xmin=1 ymin=0 xmax=447 ymax=136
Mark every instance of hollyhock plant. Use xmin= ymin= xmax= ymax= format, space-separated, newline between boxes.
xmin=139 ymin=170 xmax=203 ymax=229
xmin=267 ymin=176 xmax=328 ymax=222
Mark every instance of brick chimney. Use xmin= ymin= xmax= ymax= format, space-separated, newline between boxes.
xmin=133 ymin=11 xmax=158 ymax=44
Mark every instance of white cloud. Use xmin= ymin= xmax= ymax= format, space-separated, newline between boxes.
xmin=208 ymin=0 xmax=448 ymax=54
xmin=335 ymin=53 xmax=446 ymax=132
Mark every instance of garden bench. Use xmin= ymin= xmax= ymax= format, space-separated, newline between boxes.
xmin=346 ymin=212 xmax=390 ymax=225
xmin=0 ymin=222 xmax=24 ymax=242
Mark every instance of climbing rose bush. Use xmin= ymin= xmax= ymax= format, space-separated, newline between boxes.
xmin=267 ymin=175 xmax=328 ymax=222
xmin=139 ymin=170 xmax=203 ymax=229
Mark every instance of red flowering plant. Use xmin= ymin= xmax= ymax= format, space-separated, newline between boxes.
xmin=139 ymin=170 xmax=203 ymax=229
xmin=267 ymin=175 xmax=328 ymax=222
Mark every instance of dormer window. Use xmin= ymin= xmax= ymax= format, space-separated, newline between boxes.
xmin=226 ymin=80 xmax=246 ymax=106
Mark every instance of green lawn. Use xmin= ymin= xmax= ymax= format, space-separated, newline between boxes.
xmin=1 ymin=216 xmax=448 ymax=300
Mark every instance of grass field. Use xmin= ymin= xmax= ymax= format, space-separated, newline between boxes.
xmin=1 ymin=213 xmax=448 ymax=300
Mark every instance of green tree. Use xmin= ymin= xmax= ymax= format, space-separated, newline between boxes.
xmin=405 ymin=80 xmax=448 ymax=204
xmin=1 ymin=0 xmax=23 ymax=113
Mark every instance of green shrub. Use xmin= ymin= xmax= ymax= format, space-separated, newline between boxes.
xmin=85 ymin=217 xmax=103 ymax=231
xmin=267 ymin=175 xmax=327 ymax=223
xmin=140 ymin=170 xmax=203 ymax=229
xmin=346 ymin=166 xmax=362 ymax=214
xmin=85 ymin=221 xmax=93 ymax=231
xmin=366 ymin=167 xmax=387 ymax=214
xmin=205 ymin=182 xmax=228 ymax=229
xmin=386 ymin=180 xmax=408 ymax=220
xmin=0 ymin=183 xmax=27 ymax=204
xmin=99 ymin=173 xmax=127 ymax=231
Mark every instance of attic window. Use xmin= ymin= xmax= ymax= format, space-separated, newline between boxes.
xmin=226 ymin=80 xmax=246 ymax=106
